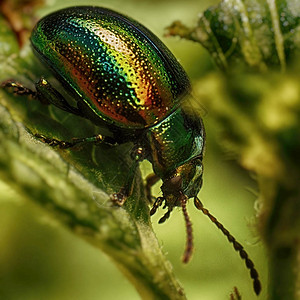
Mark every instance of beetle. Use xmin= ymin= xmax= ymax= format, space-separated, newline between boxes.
xmin=2 ymin=6 xmax=261 ymax=295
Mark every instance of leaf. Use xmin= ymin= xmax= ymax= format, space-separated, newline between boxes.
xmin=0 ymin=14 xmax=186 ymax=300
xmin=166 ymin=0 xmax=300 ymax=72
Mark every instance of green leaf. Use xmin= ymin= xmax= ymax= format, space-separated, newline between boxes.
xmin=166 ymin=0 xmax=300 ymax=72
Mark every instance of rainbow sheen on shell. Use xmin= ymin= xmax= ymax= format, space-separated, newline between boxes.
xmin=31 ymin=6 xmax=191 ymax=129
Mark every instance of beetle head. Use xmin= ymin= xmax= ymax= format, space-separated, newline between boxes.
xmin=150 ymin=156 xmax=203 ymax=263
xmin=161 ymin=156 xmax=203 ymax=202
xmin=150 ymin=158 xmax=262 ymax=295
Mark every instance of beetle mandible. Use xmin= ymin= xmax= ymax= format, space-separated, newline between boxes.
xmin=1 ymin=6 xmax=261 ymax=295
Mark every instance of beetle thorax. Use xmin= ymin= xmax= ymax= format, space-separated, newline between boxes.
xmin=146 ymin=107 xmax=205 ymax=179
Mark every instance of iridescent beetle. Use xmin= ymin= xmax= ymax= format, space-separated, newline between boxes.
xmin=2 ymin=6 xmax=261 ymax=295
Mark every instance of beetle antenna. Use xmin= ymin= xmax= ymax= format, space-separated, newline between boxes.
xmin=181 ymin=194 xmax=193 ymax=263
xmin=194 ymin=197 xmax=261 ymax=295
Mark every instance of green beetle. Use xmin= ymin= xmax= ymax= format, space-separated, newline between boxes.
xmin=2 ymin=6 xmax=261 ymax=295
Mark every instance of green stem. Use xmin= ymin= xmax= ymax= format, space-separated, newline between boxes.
xmin=261 ymin=180 xmax=300 ymax=300
xmin=269 ymin=245 xmax=297 ymax=300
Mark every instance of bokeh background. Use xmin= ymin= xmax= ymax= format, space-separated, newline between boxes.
xmin=0 ymin=0 xmax=268 ymax=299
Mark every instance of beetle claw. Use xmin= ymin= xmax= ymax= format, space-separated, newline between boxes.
xmin=111 ymin=191 xmax=127 ymax=206
xmin=1 ymin=79 xmax=36 ymax=97
xmin=158 ymin=207 xmax=173 ymax=224
xmin=150 ymin=196 xmax=164 ymax=215
xmin=149 ymin=206 xmax=157 ymax=216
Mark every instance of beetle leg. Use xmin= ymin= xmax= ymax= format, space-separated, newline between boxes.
xmin=1 ymin=77 xmax=83 ymax=116
xmin=35 ymin=133 xmax=118 ymax=149
xmin=111 ymin=146 xmax=146 ymax=206
xmin=150 ymin=196 xmax=164 ymax=215
xmin=1 ymin=79 xmax=36 ymax=97
xmin=158 ymin=206 xmax=173 ymax=224
xmin=35 ymin=77 xmax=83 ymax=116
xmin=145 ymin=173 xmax=160 ymax=203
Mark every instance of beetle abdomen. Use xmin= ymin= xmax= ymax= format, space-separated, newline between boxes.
xmin=31 ymin=6 xmax=191 ymax=129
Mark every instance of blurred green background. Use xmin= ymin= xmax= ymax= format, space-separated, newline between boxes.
xmin=0 ymin=0 xmax=268 ymax=299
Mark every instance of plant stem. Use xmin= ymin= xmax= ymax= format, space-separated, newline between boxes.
xmin=262 ymin=180 xmax=300 ymax=300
